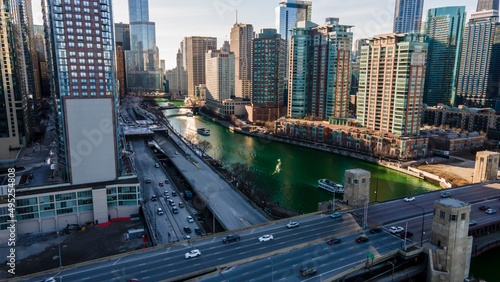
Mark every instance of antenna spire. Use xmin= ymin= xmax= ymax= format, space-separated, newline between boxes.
xmin=236 ymin=9 xmax=238 ymax=24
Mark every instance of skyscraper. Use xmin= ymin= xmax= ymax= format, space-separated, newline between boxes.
xmin=126 ymin=0 xmax=161 ymax=92
xmin=205 ymin=49 xmax=235 ymax=115
xmin=186 ymin=36 xmax=217 ymax=97
xmin=357 ymin=34 xmax=428 ymax=136
xmin=42 ymin=0 xmax=121 ymax=184
xmin=115 ymin=23 xmax=130 ymax=98
xmin=275 ymin=0 xmax=312 ymax=43
xmin=230 ymin=23 xmax=254 ymax=100
xmin=115 ymin=23 xmax=131 ymax=50
xmin=421 ymin=7 xmax=466 ymax=106
xmin=393 ymin=0 xmax=424 ymax=33
xmin=33 ymin=26 xmax=51 ymax=98
xmin=250 ymin=29 xmax=286 ymax=122
xmin=477 ymin=0 xmax=499 ymax=11
xmin=165 ymin=48 xmax=187 ymax=99
xmin=0 ymin=0 xmax=31 ymax=160
xmin=288 ymin=20 xmax=353 ymax=120
xmin=456 ymin=10 xmax=500 ymax=108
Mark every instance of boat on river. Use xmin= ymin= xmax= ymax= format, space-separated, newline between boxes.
xmin=197 ymin=128 xmax=210 ymax=136
xmin=318 ymin=179 xmax=344 ymax=194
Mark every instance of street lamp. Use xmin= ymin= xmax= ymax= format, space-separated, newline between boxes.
xmin=57 ymin=231 xmax=62 ymax=267
xmin=267 ymin=257 xmax=274 ymax=282
xmin=410 ymin=203 xmax=425 ymax=247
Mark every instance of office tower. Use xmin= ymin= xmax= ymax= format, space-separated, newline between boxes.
xmin=221 ymin=40 xmax=230 ymax=52
xmin=186 ymin=36 xmax=217 ymax=97
xmin=42 ymin=0 xmax=121 ymax=184
xmin=115 ymin=23 xmax=130 ymax=50
xmin=165 ymin=49 xmax=187 ymax=99
xmin=126 ymin=0 xmax=161 ymax=92
xmin=230 ymin=23 xmax=254 ymax=100
xmin=477 ymin=0 xmax=499 ymax=11
xmin=180 ymin=38 xmax=188 ymax=70
xmin=33 ymin=26 xmax=51 ymax=98
xmin=393 ymin=0 xmax=424 ymax=33
xmin=250 ymin=29 xmax=286 ymax=122
xmin=357 ymin=34 xmax=428 ymax=136
xmin=421 ymin=7 xmax=466 ymax=106
xmin=456 ymin=10 xmax=500 ymax=109
xmin=205 ymin=49 xmax=235 ymax=115
xmin=275 ymin=0 xmax=312 ymax=43
xmin=0 ymin=0 xmax=32 ymax=160
xmin=288 ymin=20 xmax=353 ymax=120
xmin=353 ymin=38 xmax=369 ymax=60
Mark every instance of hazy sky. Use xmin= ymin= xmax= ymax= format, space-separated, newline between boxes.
xmin=32 ymin=0 xmax=478 ymax=69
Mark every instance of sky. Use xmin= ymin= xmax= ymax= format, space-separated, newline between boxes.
xmin=32 ymin=0 xmax=478 ymax=69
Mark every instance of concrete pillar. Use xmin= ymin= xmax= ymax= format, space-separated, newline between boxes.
xmin=473 ymin=151 xmax=499 ymax=183
xmin=343 ymin=169 xmax=370 ymax=208
xmin=428 ymin=198 xmax=473 ymax=282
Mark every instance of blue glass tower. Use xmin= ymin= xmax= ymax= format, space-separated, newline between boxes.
xmin=393 ymin=0 xmax=424 ymax=33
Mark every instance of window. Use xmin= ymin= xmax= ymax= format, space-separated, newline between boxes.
xmin=439 ymin=211 xmax=445 ymax=219
xmin=461 ymin=213 xmax=466 ymax=220
xmin=450 ymin=214 xmax=457 ymax=221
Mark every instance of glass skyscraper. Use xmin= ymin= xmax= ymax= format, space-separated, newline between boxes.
xmin=393 ymin=0 xmax=424 ymax=33
xmin=125 ymin=0 xmax=161 ymax=92
xmin=421 ymin=7 xmax=466 ymax=106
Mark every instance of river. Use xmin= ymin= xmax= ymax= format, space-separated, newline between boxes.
xmin=162 ymin=107 xmax=440 ymax=213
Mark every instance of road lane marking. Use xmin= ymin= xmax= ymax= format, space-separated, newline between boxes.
xmin=251 ymin=228 xmax=255 ymax=234
xmin=165 ymin=247 xmax=171 ymax=254
xmin=112 ymin=257 xmax=121 ymax=266
xmin=211 ymin=237 xmax=217 ymax=243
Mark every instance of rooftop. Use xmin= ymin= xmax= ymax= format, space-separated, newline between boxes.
xmin=436 ymin=198 xmax=469 ymax=208
xmin=346 ymin=168 xmax=370 ymax=175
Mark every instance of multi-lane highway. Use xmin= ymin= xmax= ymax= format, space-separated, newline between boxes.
xmin=23 ymin=180 xmax=500 ymax=282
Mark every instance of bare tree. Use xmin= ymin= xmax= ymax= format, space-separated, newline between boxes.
xmin=264 ymin=122 xmax=275 ymax=134
xmin=198 ymin=140 xmax=213 ymax=154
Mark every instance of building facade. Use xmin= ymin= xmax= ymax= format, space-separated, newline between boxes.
xmin=125 ymin=0 xmax=161 ymax=92
xmin=250 ymin=29 xmax=286 ymax=122
xmin=230 ymin=23 xmax=254 ymax=100
xmin=165 ymin=48 xmax=187 ymax=99
xmin=275 ymin=119 xmax=429 ymax=159
xmin=421 ymin=7 xmax=466 ymax=106
xmin=393 ymin=0 xmax=424 ymax=33
xmin=455 ymin=10 xmax=500 ymax=109
xmin=477 ymin=0 xmax=499 ymax=11
xmin=34 ymin=25 xmax=51 ymax=99
xmin=186 ymin=36 xmax=217 ymax=97
xmin=357 ymin=33 xmax=428 ymax=136
xmin=288 ymin=20 xmax=353 ymax=120
xmin=205 ymin=49 xmax=235 ymax=116
xmin=115 ymin=23 xmax=130 ymax=98
xmin=0 ymin=0 xmax=32 ymax=160
xmin=42 ymin=0 xmax=122 ymax=184
xmin=420 ymin=127 xmax=485 ymax=152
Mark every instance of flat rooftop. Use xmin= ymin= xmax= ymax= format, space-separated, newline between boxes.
xmin=436 ymin=198 xmax=469 ymax=208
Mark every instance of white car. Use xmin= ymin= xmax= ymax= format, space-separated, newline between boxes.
xmin=155 ymin=163 xmax=160 ymax=168
xmin=286 ymin=222 xmax=299 ymax=229
xmin=485 ymin=209 xmax=497 ymax=214
xmin=404 ymin=197 xmax=415 ymax=202
xmin=187 ymin=216 xmax=194 ymax=223
xmin=157 ymin=208 xmax=164 ymax=215
xmin=258 ymin=234 xmax=274 ymax=242
xmin=390 ymin=226 xmax=404 ymax=233
xmin=185 ymin=249 xmax=201 ymax=259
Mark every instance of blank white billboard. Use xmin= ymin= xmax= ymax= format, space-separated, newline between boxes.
xmin=65 ymin=98 xmax=117 ymax=185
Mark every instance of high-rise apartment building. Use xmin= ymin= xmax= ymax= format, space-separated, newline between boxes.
xmin=186 ymin=36 xmax=217 ymax=97
xmin=456 ymin=10 xmax=500 ymax=109
xmin=0 ymin=0 xmax=32 ymax=160
xmin=230 ymin=23 xmax=254 ymax=99
xmin=357 ymin=33 xmax=428 ymax=136
xmin=288 ymin=20 xmax=353 ymax=120
xmin=421 ymin=7 xmax=466 ymax=106
xmin=393 ymin=0 xmax=424 ymax=33
xmin=205 ymin=49 xmax=235 ymax=115
xmin=42 ymin=0 xmax=121 ymax=184
xmin=353 ymin=38 xmax=369 ymax=60
xmin=250 ymin=29 xmax=286 ymax=122
xmin=125 ymin=0 xmax=161 ymax=92
xmin=477 ymin=0 xmax=499 ymax=12
xmin=115 ymin=23 xmax=130 ymax=98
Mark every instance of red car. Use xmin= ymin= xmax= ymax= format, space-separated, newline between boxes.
xmin=159 ymin=182 xmax=164 ymax=187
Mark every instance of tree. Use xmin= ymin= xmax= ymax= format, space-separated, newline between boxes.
xmin=198 ymin=140 xmax=213 ymax=154
xmin=264 ymin=122 xmax=275 ymax=134
xmin=185 ymin=133 xmax=200 ymax=145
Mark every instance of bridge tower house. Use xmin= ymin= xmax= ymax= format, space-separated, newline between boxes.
xmin=427 ymin=198 xmax=473 ymax=282
xmin=343 ymin=169 xmax=370 ymax=208
xmin=473 ymin=151 xmax=499 ymax=183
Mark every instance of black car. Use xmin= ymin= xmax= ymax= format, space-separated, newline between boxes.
xmin=441 ymin=192 xmax=451 ymax=198
xmin=326 ymin=238 xmax=341 ymax=245
xmin=195 ymin=227 xmax=202 ymax=235
xmin=146 ymin=179 xmax=152 ymax=184
xmin=151 ymin=195 xmax=157 ymax=201
xmin=479 ymin=206 xmax=490 ymax=211
xmin=184 ymin=226 xmax=192 ymax=234
xmin=172 ymin=191 xmax=177 ymax=197
xmin=400 ymin=231 xmax=413 ymax=238
xmin=299 ymin=268 xmax=317 ymax=277
xmin=222 ymin=234 xmax=240 ymax=244
xmin=369 ymin=228 xmax=382 ymax=234
xmin=165 ymin=179 xmax=169 ymax=184
xmin=179 ymin=202 xmax=185 ymax=208
xmin=356 ymin=236 xmax=369 ymax=243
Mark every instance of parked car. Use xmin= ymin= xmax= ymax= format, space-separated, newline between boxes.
xmin=151 ymin=195 xmax=157 ymax=201
xmin=222 ymin=234 xmax=240 ymax=244
xmin=299 ymin=268 xmax=317 ymax=277
xmin=326 ymin=238 xmax=341 ymax=245
xmin=479 ymin=206 xmax=490 ymax=211
xmin=330 ymin=212 xmax=343 ymax=219
xmin=404 ymin=197 xmax=415 ymax=202
xmin=286 ymin=222 xmax=299 ymax=229
xmin=184 ymin=226 xmax=192 ymax=234
xmin=356 ymin=236 xmax=369 ymax=243
xmin=157 ymin=208 xmax=164 ymax=215
xmin=179 ymin=202 xmax=185 ymax=208
xmin=187 ymin=216 xmax=194 ymax=223
xmin=390 ymin=226 xmax=404 ymax=234
xmin=441 ymin=192 xmax=451 ymax=198
xmin=195 ymin=227 xmax=202 ymax=235
xmin=370 ymin=228 xmax=382 ymax=234
xmin=184 ymin=249 xmax=201 ymax=259
xmin=485 ymin=209 xmax=497 ymax=214
xmin=258 ymin=234 xmax=273 ymax=242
